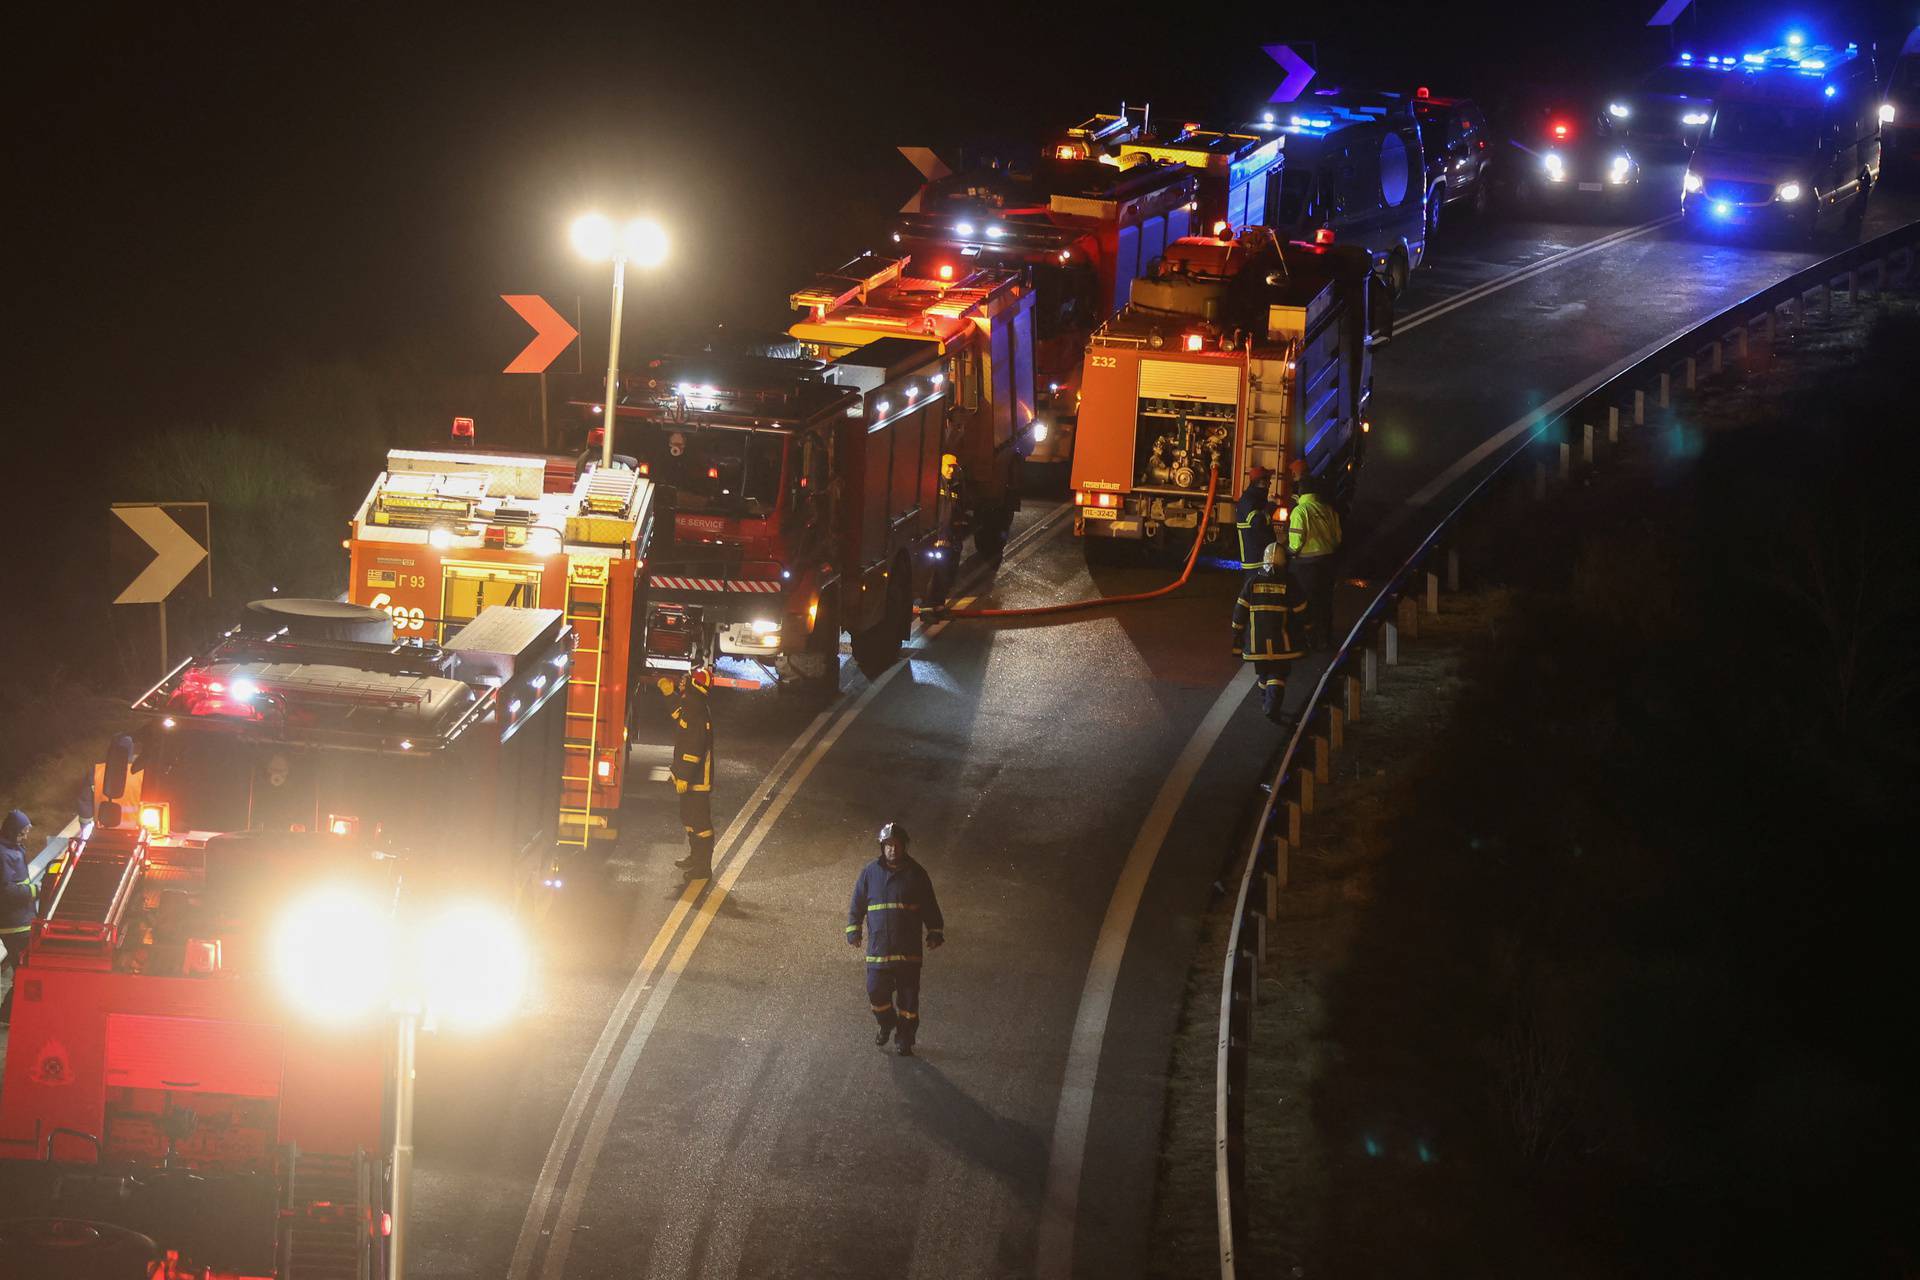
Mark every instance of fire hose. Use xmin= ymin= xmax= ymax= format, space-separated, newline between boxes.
xmin=922 ymin=466 xmax=1221 ymax=621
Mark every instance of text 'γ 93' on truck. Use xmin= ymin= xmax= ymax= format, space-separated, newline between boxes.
xmin=888 ymin=137 xmax=1197 ymax=470
xmin=94 ymin=597 xmax=574 ymax=901
xmin=1069 ymin=228 xmax=1375 ymax=561
xmin=571 ymin=353 xmax=949 ymax=689
xmin=789 ymin=251 xmax=1035 ymax=561
xmin=346 ymin=449 xmax=652 ymax=848
xmin=0 ymin=822 xmax=403 ymax=1279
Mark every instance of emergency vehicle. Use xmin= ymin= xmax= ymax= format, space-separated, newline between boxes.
xmin=1886 ymin=27 xmax=1920 ymax=175
xmin=99 ymin=598 xmax=573 ymax=899
xmin=1070 ymin=229 xmax=1375 ymax=558
xmin=887 ymin=147 xmax=1197 ymax=467
xmin=571 ymin=350 xmax=947 ymax=686
xmin=1252 ymin=95 xmax=1429 ymax=295
xmin=788 ymin=252 xmax=1036 ymax=560
xmin=1070 ymin=111 xmax=1285 ymax=243
xmin=345 ymin=449 xmax=650 ymax=847
xmin=1681 ymin=38 xmax=1882 ymax=239
xmin=0 ymin=823 xmax=395 ymax=1277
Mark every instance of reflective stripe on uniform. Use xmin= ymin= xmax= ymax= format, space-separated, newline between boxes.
xmin=871 ymin=1003 xmax=893 ymax=1013
xmin=897 ymin=1009 xmax=919 ymax=1020
xmin=864 ymin=955 xmax=924 ymax=964
xmin=845 ymin=924 xmax=860 ymax=934
xmin=865 ymin=901 xmax=918 ymax=912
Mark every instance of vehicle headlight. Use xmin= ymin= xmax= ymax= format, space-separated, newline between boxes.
xmin=274 ymin=887 xmax=394 ymax=1024
xmin=1543 ymin=152 xmax=1565 ymax=180
xmin=1879 ymin=103 xmax=1895 ymax=124
xmin=417 ymin=902 xmax=532 ymax=1030
xmin=1776 ymin=182 xmax=1803 ymax=202
xmin=1032 ymin=419 xmax=1049 ymax=443
xmin=1607 ymin=102 xmax=1630 ymax=119
xmin=1609 ymin=154 xmax=1632 ymax=183
xmin=749 ymin=618 xmax=780 ymax=636
xmin=1682 ymin=111 xmax=1710 ymax=126
xmin=1683 ymin=170 xmax=1704 ymax=193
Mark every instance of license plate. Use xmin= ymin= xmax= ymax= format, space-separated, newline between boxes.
xmin=1578 ymin=182 xmax=1603 ymax=192
xmin=1083 ymin=506 xmax=1117 ymax=520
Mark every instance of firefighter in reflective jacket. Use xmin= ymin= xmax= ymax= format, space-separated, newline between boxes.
xmin=1234 ymin=466 xmax=1276 ymax=569
xmin=664 ymin=667 xmax=715 ymax=880
xmin=1231 ymin=543 xmax=1306 ymax=723
xmin=846 ymin=821 xmax=944 ymax=1056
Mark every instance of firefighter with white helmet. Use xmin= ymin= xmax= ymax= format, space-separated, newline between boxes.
xmin=845 ymin=821 xmax=945 ymax=1056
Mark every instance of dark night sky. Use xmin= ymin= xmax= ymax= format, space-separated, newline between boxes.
xmin=9 ymin=1 xmax=1915 ymax=437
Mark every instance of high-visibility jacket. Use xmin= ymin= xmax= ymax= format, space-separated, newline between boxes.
xmin=1234 ymin=481 xmax=1275 ymax=567
xmin=846 ymin=854 xmax=945 ymax=965
xmin=669 ymin=688 xmax=713 ymax=793
xmin=1231 ymin=569 xmax=1306 ymax=661
xmin=1 ymin=813 xmax=35 ymax=935
xmin=1287 ymin=491 xmax=1342 ymax=559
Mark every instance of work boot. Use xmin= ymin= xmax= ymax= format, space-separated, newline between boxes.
xmin=874 ymin=1026 xmax=893 ymax=1047
xmin=673 ymin=852 xmax=699 ymax=869
xmin=679 ymin=862 xmax=711 ymax=881
xmin=895 ymin=1039 xmax=915 ymax=1057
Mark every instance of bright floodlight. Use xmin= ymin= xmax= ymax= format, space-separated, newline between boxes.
xmin=418 ymin=902 xmax=531 ymax=1030
xmin=571 ymin=213 xmax=617 ymax=261
xmin=622 ymin=218 xmax=669 ymax=267
xmin=274 ymin=886 xmax=393 ymax=1024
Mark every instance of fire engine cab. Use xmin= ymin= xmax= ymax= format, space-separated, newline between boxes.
xmin=345 ymin=450 xmax=649 ymax=847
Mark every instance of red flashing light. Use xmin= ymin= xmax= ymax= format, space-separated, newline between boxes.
xmin=936 ymin=263 xmax=954 ymax=281
xmin=637 ymin=462 xmax=650 ymax=475
xmin=1416 ymin=86 xmax=1430 ymax=99
xmin=1551 ymin=121 xmax=1571 ymax=139
xmin=1183 ymin=333 xmax=1205 ymax=352
xmin=381 ymin=1213 xmax=393 ymax=1238
xmin=451 ymin=416 xmax=475 ymax=441
xmin=1314 ymin=227 xmax=1336 ymax=246
xmin=707 ymin=466 xmax=720 ymax=479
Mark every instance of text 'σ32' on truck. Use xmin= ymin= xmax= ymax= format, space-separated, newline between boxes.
xmin=570 ymin=350 xmax=950 ymax=688
xmin=0 ymin=822 xmax=403 ymax=1278
xmin=347 ymin=448 xmax=651 ymax=847
xmin=1070 ymin=228 xmax=1375 ymax=560
xmin=789 ymin=251 xmax=1036 ymax=560
xmin=887 ymin=140 xmax=1197 ymax=468
xmin=95 ymin=596 xmax=574 ymax=899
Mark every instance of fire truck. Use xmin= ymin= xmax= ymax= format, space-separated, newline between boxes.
xmin=788 ymin=252 xmax=1036 ymax=560
xmin=1066 ymin=111 xmax=1285 ymax=245
xmin=571 ymin=349 xmax=947 ymax=687
xmin=97 ymin=598 xmax=573 ymax=899
xmin=0 ymin=822 xmax=396 ymax=1278
xmin=1070 ymin=229 xmax=1376 ymax=559
xmin=344 ymin=449 xmax=651 ymax=848
xmin=887 ymin=145 xmax=1196 ymax=468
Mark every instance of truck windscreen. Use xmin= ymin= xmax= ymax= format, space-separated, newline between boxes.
xmin=626 ymin=423 xmax=785 ymax=514
xmin=1709 ymin=102 xmax=1821 ymax=153
xmin=1029 ymin=260 xmax=1103 ymax=340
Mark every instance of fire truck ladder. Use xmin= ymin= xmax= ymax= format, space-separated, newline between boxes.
xmin=1245 ymin=343 xmax=1296 ymax=480
xmin=558 ymin=565 xmax=609 ymax=848
xmin=37 ymin=829 xmax=147 ymax=960
xmin=279 ymin=1149 xmax=372 ymax=1280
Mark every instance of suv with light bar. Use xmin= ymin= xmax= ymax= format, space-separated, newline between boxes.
xmin=1607 ymin=54 xmax=1729 ymax=153
xmin=1680 ymin=38 xmax=1882 ymax=241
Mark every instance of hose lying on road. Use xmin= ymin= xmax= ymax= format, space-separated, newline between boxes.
xmin=922 ymin=466 xmax=1220 ymax=621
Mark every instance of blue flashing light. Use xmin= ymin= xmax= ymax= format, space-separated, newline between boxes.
xmin=1743 ymin=53 xmax=1766 ymax=65
xmin=1800 ymin=58 xmax=1826 ymax=70
xmin=1722 ymin=54 xmax=1736 ymax=63
xmin=1679 ymin=51 xmax=1693 ymax=61
xmin=1705 ymin=54 xmax=1719 ymax=63
xmin=1786 ymin=31 xmax=1804 ymax=46
xmin=1825 ymin=83 xmax=1837 ymax=97
xmin=1713 ymin=200 xmax=1732 ymax=217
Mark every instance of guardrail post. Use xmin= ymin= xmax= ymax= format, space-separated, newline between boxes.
xmin=1557 ymin=441 xmax=1570 ymax=479
xmin=1607 ymin=405 xmax=1620 ymax=444
xmin=1632 ymin=389 xmax=1645 ymax=425
xmin=1382 ymin=618 xmax=1399 ymax=667
xmin=1446 ymin=545 xmax=1460 ymax=593
xmin=1326 ymin=704 xmax=1344 ymax=752
xmin=1424 ymin=570 xmax=1439 ymax=615
xmin=1844 ymin=270 xmax=1857 ymax=303
xmin=1363 ymin=643 xmax=1379 ymax=692
xmin=1683 ymin=356 xmax=1696 ymax=391
xmin=1786 ymin=293 xmax=1802 ymax=327
xmin=1265 ymin=867 xmax=1280 ymax=916
xmin=1658 ymin=371 xmax=1670 ymax=408
xmin=1311 ymin=733 xmax=1329 ymax=785
xmin=1396 ymin=593 xmax=1419 ymax=641
xmin=1283 ymin=798 xmax=1301 ymax=848
xmin=1581 ymin=422 xmax=1594 ymax=465
xmin=1344 ymin=671 xmax=1362 ymax=722
xmin=1293 ymin=765 xmax=1314 ymax=816
xmin=1733 ymin=325 xmax=1748 ymax=362
xmin=1709 ymin=341 xmax=1722 ymax=375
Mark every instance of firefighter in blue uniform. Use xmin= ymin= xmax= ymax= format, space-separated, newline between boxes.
xmin=665 ymin=667 xmax=715 ymax=880
xmin=846 ymin=821 xmax=944 ymax=1056
xmin=1233 ymin=465 xmax=1277 ymax=569
xmin=1231 ymin=543 xmax=1307 ymax=724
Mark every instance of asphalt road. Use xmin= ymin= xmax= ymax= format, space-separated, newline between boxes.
xmin=403 ymin=167 xmax=1920 ymax=1279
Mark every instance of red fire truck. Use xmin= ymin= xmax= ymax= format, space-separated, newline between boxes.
xmin=1070 ymin=229 xmax=1375 ymax=559
xmin=788 ymin=252 xmax=1036 ymax=560
xmin=0 ymin=822 xmax=396 ymax=1277
xmin=1082 ymin=116 xmax=1285 ymax=241
xmin=887 ymin=146 xmax=1196 ymax=469
xmin=571 ymin=350 xmax=947 ymax=688
xmin=344 ymin=449 xmax=651 ymax=848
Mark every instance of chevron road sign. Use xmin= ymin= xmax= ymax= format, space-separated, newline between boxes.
xmin=111 ymin=502 xmax=210 ymax=605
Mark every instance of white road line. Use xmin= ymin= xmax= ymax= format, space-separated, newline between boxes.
xmin=508 ymin=496 xmax=1073 ymax=1280
xmin=1035 ymin=663 xmax=1258 ymax=1279
xmin=1396 ymin=214 xmax=1678 ymax=334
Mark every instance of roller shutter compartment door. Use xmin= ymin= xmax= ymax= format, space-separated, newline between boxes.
xmin=1138 ymin=359 xmax=1241 ymax=405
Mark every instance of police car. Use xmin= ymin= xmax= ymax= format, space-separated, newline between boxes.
xmin=1506 ymin=105 xmax=1643 ymax=208
xmin=1606 ymin=54 xmax=1726 ymax=153
xmin=1681 ymin=38 xmax=1882 ymax=241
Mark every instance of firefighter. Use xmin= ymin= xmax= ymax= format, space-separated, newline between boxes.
xmin=1232 ymin=544 xmax=1306 ymax=724
xmin=1287 ymin=471 xmax=1344 ymax=651
xmin=1 ymin=809 xmax=36 ymax=1024
xmin=664 ymin=667 xmax=715 ymax=880
xmin=931 ymin=453 xmax=970 ymax=600
xmin=845 ymin=821 xmax=944 ymax=1056
xmin=1234 ymin=466 xmax=1276 ymax=569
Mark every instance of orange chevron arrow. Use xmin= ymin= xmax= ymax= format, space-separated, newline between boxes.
xmin=501 ymin=294 xmax=579 ymax=374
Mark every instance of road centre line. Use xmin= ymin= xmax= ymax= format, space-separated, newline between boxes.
xmin=1396 ymin=213 xmax=1678 ymax=334
xmin=508 ymin=500 xmax=1071 ymax=1280
xmin=1034 ymin=663 xmax=1257 ymax=1278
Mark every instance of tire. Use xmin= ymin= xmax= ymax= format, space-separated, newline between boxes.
xmin=1426 ymin=185 xmax=1445 ymax=238
xmin=850 ymin=563 xmax=911 ymax=679
xmin=1469 ymin=173 xmax=1492 ymax=217
xmin=783 ymin=590 xmax=839 ymax=693
xmin=1385 ymin=250 xmax=1410 ymax=298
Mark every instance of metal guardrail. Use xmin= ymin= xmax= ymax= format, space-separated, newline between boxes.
xmin=1212 ymin=219 xmax=1920 ymax=1277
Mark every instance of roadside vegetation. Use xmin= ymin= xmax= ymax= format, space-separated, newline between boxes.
xmin=1151 ymin=301 xmax=1920 ymax=1276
